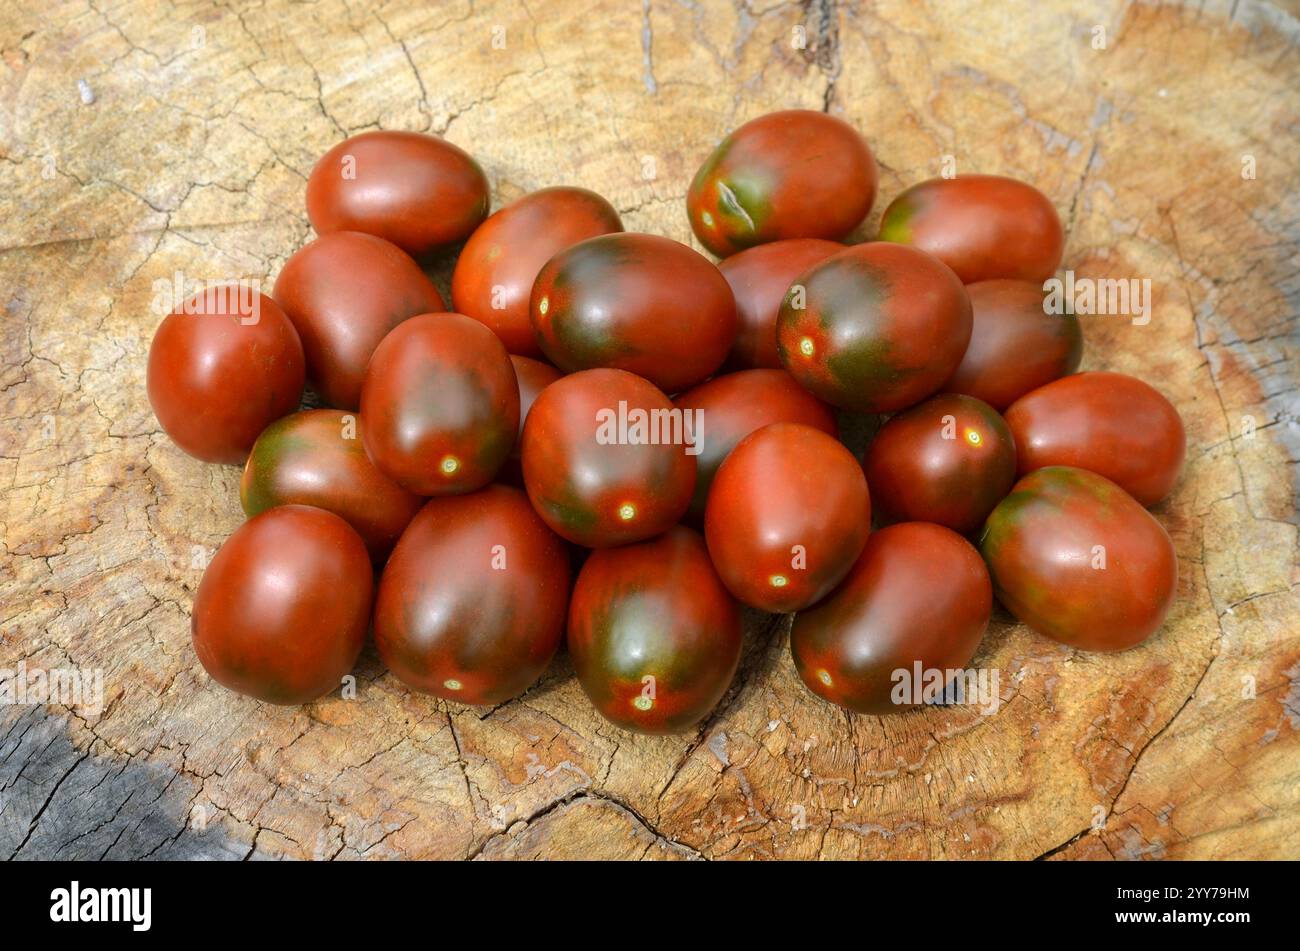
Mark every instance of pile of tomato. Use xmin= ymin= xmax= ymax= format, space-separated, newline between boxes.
xmin=148 ymin=110 xmax=1185 ymax=732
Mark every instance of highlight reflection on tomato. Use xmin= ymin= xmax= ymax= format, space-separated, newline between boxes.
xmin=687 ymin=110 xmax=877 ymax=257
xmin=192 ymin=505 xmax=372 ymax=705
xmin=705 ymin=423 xmax=870 ymax=613
xmin=980 ymin=466 xmax=1178 ymax=651
xmin=147 ymin=287 xmax=305 ymax=465
xmin=879 ymin=175 xmax=1064 ymax=284
xmin=306 ymin=130 xmax=489 ymax=257
xmin=521 ymin=368 xmax=695 ymax=548
xmin=791 ymin=522 xmax=991 ymax=715
xmin=719 ymin=238 xmax=844 ymax=370
xmin=863 ymin=393 xmax=1017 ymax=535
xmin=452 ymin=187 xmax=623 ymax=357
xmin=529 ymin=232 xmax=737 ymax=394
xmin=568 ymin=526 xmax=742 ymax=734
xmin=673 ymin=369 xmax=837 ymax=522
xmin=374 ymin=485 xmax=570 ymax=705
xmin=273 ymin=231 xmax=445 ymax=409
xmin=361 ymin=313 xmax=519 ymax=496
xmin=942 ymin=279 xmax=1083 ymax=410
xmin=240 ymin=409 xmax=423 ymax=560
xmin=1005 ymin=371 xmax=1186 ymax=507
xmin=777 ymin=242 xmax=972 ymax=412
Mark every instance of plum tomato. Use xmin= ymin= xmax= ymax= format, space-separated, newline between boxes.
xmin=192 ymin=505 xmax=372 ymax=704
xmin=673 ymin=369 xmax=838 ymax=523
xmin=360 ymin=313 xmax=519 ymax=496
xmin=776 ymin=242 xmax=972 ymax=412
xmin=942 ymin=279 xmax=1082 ymax=410
xmin=240 ymin=409 xmax=423 ymax=560
xmin=879 ymin=175 xmax=1064 ymax=284
xmin=791 ymin=522 xmax=991 ymax=715
xmin=306 ymin=130 xmax=489 ymax=258
xmin=373 ymin=485 xmax=570 ymax=705
xmin=529 ymin=232 xmax=737 ymax=394
xmin=147 ymin=287 xmax=304 ymax=464
xmin=862 ymin=393 xmax=1017 ymax=535
xmin=273 ymin=231 xmax=445 ymax=410
xmin=568 ymin=526 xmax=742 ymax=734
xmin=522 ymin=368 xmax=695 ymax=547
xmin=452 ymin=187 xmax=623 ymax=357
xmin=498 ymin=355 xmax=563 ymax=486
xmin=1004 ymin=371 xmax=1186 ymax=507
xmin=719 ymin=238 xmax=845 ymax=370
xmin=705 ymin=422 xmax=870 ymax=612
xmin=980 ymin=466 xmax=1178 ymax=651
xmin=687 ymin=110 xmax=878 ymax=257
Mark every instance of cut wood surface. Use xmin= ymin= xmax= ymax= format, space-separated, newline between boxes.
xmin=1 ymin=0 xmax=1297 ymax=860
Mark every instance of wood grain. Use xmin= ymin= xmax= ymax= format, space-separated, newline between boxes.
xmin=1 ymin=0 xmax=1296 ymax=860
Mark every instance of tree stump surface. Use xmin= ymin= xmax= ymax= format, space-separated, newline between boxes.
xmin=1 ymin=0 xmax=1296 ymax=860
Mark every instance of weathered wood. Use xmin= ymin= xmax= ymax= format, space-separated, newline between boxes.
xmin=1 ymin=0 xmax=1296 ymax=860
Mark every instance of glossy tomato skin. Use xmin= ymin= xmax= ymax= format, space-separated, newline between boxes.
xmin=568 ymin=526 xmax=742 ymax=734
xmin=719 ymin=239 xmax=845 ymax=369
xmin=980 ymin=467 xmax=1178 ymax=651
xmin=879 ymin=175 xmax=1064 ymax=284
xmin=273 ymin=231 xmax=445 ymax=410
xmin=361 ymin=313 xmax=519 ymax=496
xmin=306 ymin=130 xmax=489 ymax=257
xmin=687 ymin=110 xmax=878 ymax=257
xmin=705 ymin=423 xmax=870 ymax=612
xmin=374 ymin=485 xmax=570 ymax=705
xmin=863 ymin=394 xmax=1017 ymax=535
xmin=147 ymin=288 xmax=305 ymax=465
xmin=192 ymin=505 xmax=372 ymax=704
xmin=674 ymin=370 xmax=838 ymax=523
xmin=529 ymin=232 xmax=737 ymax=394
xmin=240 ymin=409 xmax=423 ymax=560
xmin=498 ymin=355 xmax=563 ymax=486
xmin=777 ymin=242 xmax=972 ymax=412
xmin=943 ymin=280 xmax=1082 ymax=410
xmin=452 ymin=187 xmax=623 ymax=357
xmin=1004 ymin=372 xmax=1186 ymax=507
xmin=791 ymin=522 xmax=991 ymax=714
xmin=521 ymin=368 xmax=695 ymax=547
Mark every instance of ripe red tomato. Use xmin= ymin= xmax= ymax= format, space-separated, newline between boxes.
xmin=452 ymin=187 xmax=623 ymax=357
xmin=498 ymin=355 xmax=563 ymax=486
xmin=942 ymin=279 xmax=1083 ymax=410
xmin=705 ymin=423 xmax=870 ymax=612
xmin=863 ymin=393 xmax=1017 ymax=535
xmin=777 ymin=242 xmax=972 ymax=412
xmin=192 ymin=505 xmax=372 ymax=704
xmin=273 ymin=231 xmax=444 ymax=410
xmin=373 ymin=485 xmax=570 ymax=705
xmin=521 ymin=368 xmax=695 ymax=547
xmin=879 ymin=175 xmax=1064 ymax=283
xmin=719 ymin=238 xmax=844 ymax=369
xmin=673 ymin=369 xmax=838 ymax=522
xmin=1004 ymin=371 xmax=1186 ymax=507
xmin=360 ymin=313 xmax=519 ymax=496
xmin=240 ymin=409 xmax=423 ymax=560
xmin=687 ymin=110 xmax=877 ymax=257
xmin=791 ymin=522 xmax=992 ymax=715
xmin=306 ymin=130 xmax=489 ymax=257
xmin=980 ymin=467 xmax=1178 ymax=651
xmin=147 ymin=287 xmax=304 ymax=464
xmin=529 ymin=233 xmax=737 ymax=394
xmin=568 ymin=526 xmax=742 ymax=734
